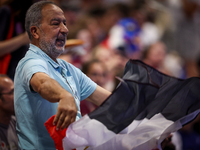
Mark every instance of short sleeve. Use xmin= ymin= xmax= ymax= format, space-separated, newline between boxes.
xmin=22 ymin=59 xmax=49 ymax=92
xmin=74 ymin=67 xmax=97 ymax=100
xmin=57 ymin=59 xmax=97 ymax=100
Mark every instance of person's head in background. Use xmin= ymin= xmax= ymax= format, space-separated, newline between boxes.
xmin=82 ymin=59 xmax=107 ymax=87
xmin=0 ymin=74 xmax=14 ymax=124
xmin=25 ymin=0 xmax=68 ymax=62
xmin=142 ymin=41 xmax=166 ymax=70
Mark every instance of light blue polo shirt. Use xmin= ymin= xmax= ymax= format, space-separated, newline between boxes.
xmin=14 ymin=44 xmax=97 ymax=150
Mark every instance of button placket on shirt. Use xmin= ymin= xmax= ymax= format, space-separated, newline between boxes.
xmin=61 ymin=68 xmax=78 ymax=100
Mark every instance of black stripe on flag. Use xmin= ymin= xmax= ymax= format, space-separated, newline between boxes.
xmin=89 ymin=59 xmax=200 ymax=134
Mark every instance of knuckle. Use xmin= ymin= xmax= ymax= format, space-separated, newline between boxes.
xmin=69 ymin=109 xmax=77 ymax=115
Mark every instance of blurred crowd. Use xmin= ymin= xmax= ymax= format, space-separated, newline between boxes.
xmin=1 ymin=0 xmax=200 ymax=150
xmin=57 ymin=0 xmax=200 ymax=88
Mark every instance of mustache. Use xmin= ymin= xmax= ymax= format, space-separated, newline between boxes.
xmin=57 ymin=34 xmax=67 ymax=40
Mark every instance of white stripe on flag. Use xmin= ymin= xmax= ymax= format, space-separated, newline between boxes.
xmin=63 ymin=115 xmax=116 ymax=150
xmin=88 ymin=110 xmax=200 ymax=150
xmin=87 ymin=113 xmax=178 ymax=150
xmin=62 ymin=113 xmax=180 ymax=150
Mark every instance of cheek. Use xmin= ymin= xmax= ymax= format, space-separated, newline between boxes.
xmin=41 ymin=29 xmax=57 ymax=39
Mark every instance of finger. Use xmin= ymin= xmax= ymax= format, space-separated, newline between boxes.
xmin=71 ymin=115 xmax=76 ymax=123
xmin=61 ymin=112 xmax=76 ymax=130
xmin=53 ymin=110 xmax=61 ymax=126
xmin=61 ymin=116 xmax=71 ymax=130
xmin=56 ymin=113 xmax=68 ymax=130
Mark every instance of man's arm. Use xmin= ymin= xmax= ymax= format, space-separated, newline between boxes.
xmin=85 ymin=85 xmax=111 ymax=106
xmin=30 ymin=72 xmax=77 ymax=130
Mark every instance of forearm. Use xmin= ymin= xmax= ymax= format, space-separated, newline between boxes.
xmin=86 ymin=85 xmax=111 ymax=106
xmin=0 ymin=32 xmax=30 ymax=56
xmin=30 ymin=72 xmax=73 ymax=103
xmin=30 ymin=72 xmax=77 ymax=129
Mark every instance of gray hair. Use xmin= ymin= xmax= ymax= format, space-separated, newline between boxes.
xmin=25 ymin=0 xmax=56 ymax=41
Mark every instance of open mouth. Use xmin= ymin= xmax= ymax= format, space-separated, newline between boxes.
xmin=56 ymin=38 xmax=66 ymax=47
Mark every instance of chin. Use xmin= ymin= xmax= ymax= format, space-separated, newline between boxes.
xmin=55 ymin=46 xmax=65 ymax=52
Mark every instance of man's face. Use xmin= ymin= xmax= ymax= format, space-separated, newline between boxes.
xmin=0 ymin=77 xmax=14 ymax=115
xmin=38 ymin=4 xmax=68 ymax=59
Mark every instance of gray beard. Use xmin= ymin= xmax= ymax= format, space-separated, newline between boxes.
xmin=39 ymin=28 xmax=65 ymax=60
xmin=39 ymin=38 xmax=64 ymax=60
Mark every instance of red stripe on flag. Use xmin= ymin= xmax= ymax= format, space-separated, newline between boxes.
xmin=44 ymin=115 xmax=76 ymax=150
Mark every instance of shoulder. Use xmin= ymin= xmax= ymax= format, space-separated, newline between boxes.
xmin=15 ymin=51 xmax=48 ymax=80
xmin=18 ymin=52 xmax=47 ymax=68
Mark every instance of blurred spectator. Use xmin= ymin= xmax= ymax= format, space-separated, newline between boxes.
xmin=142 ymin=41 xmax=168 ymax=74
xmin=158 ymin=0 xmax=200 ymax=77
xmin=92 ymin=45 xmax=129 ymax=91
xmin=92 ymin=47 xmax=115 ymax=91
xmin=164 ymin=51 xmax=186 ymax=78
xmin=91 ymin=16 xmax=142 ymax=91
xmin=76 ymin=29 xmax=94 ymax=63
xmin=0 ymin=0 xmax=33 ymax=80
xmin=66 ymin=2 xmax=130 ymax=47
xmin=80 ymin=59 xmax=107 ymax=116
xmin=129 ymin=0 xmax=173 ymax=50
xmin=99 ymin=2 xmax=130 ymax=38
xmin=107 ymin=18 xmax=142 ymax=59
xmin=0 ymin=74 xmax=18 ymax=150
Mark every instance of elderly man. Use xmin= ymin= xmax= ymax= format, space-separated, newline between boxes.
xmin=14 ymin=1 xmax=111 ymax=149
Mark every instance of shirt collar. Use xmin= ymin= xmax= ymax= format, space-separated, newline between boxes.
xmin=29 ymin=44 xmax=60 ymax=69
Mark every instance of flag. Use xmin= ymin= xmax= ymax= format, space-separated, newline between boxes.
xmin=45 ymin=59 xmax=200 ymax=150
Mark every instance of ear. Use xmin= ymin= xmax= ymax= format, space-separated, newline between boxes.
xmin=30 ymin=26 xmax=40 ymax=39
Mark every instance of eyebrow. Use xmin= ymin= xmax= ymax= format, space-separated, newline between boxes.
xmin=50 ymin=18 xmax=66 ymax=23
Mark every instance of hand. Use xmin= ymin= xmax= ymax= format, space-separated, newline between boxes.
xmin=53 ymin=96 xmax=77 ymax=131
xmin=151 ymin=134 xmax=174 ymax=150
xmin=161 ymin=134 xmax=174 ymax=149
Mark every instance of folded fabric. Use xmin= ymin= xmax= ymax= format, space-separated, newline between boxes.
xmin=45 ymin=59 xmax=200 ymax=150
xmin=44 ymin=115 xmax=72 ymax=150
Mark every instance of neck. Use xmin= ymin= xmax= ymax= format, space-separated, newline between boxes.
xmin=47 ymin=51 xmax=60 ymax=63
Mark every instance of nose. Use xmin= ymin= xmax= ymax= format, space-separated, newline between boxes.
xmin=60 ymin=23 xmax=69 ymax=35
